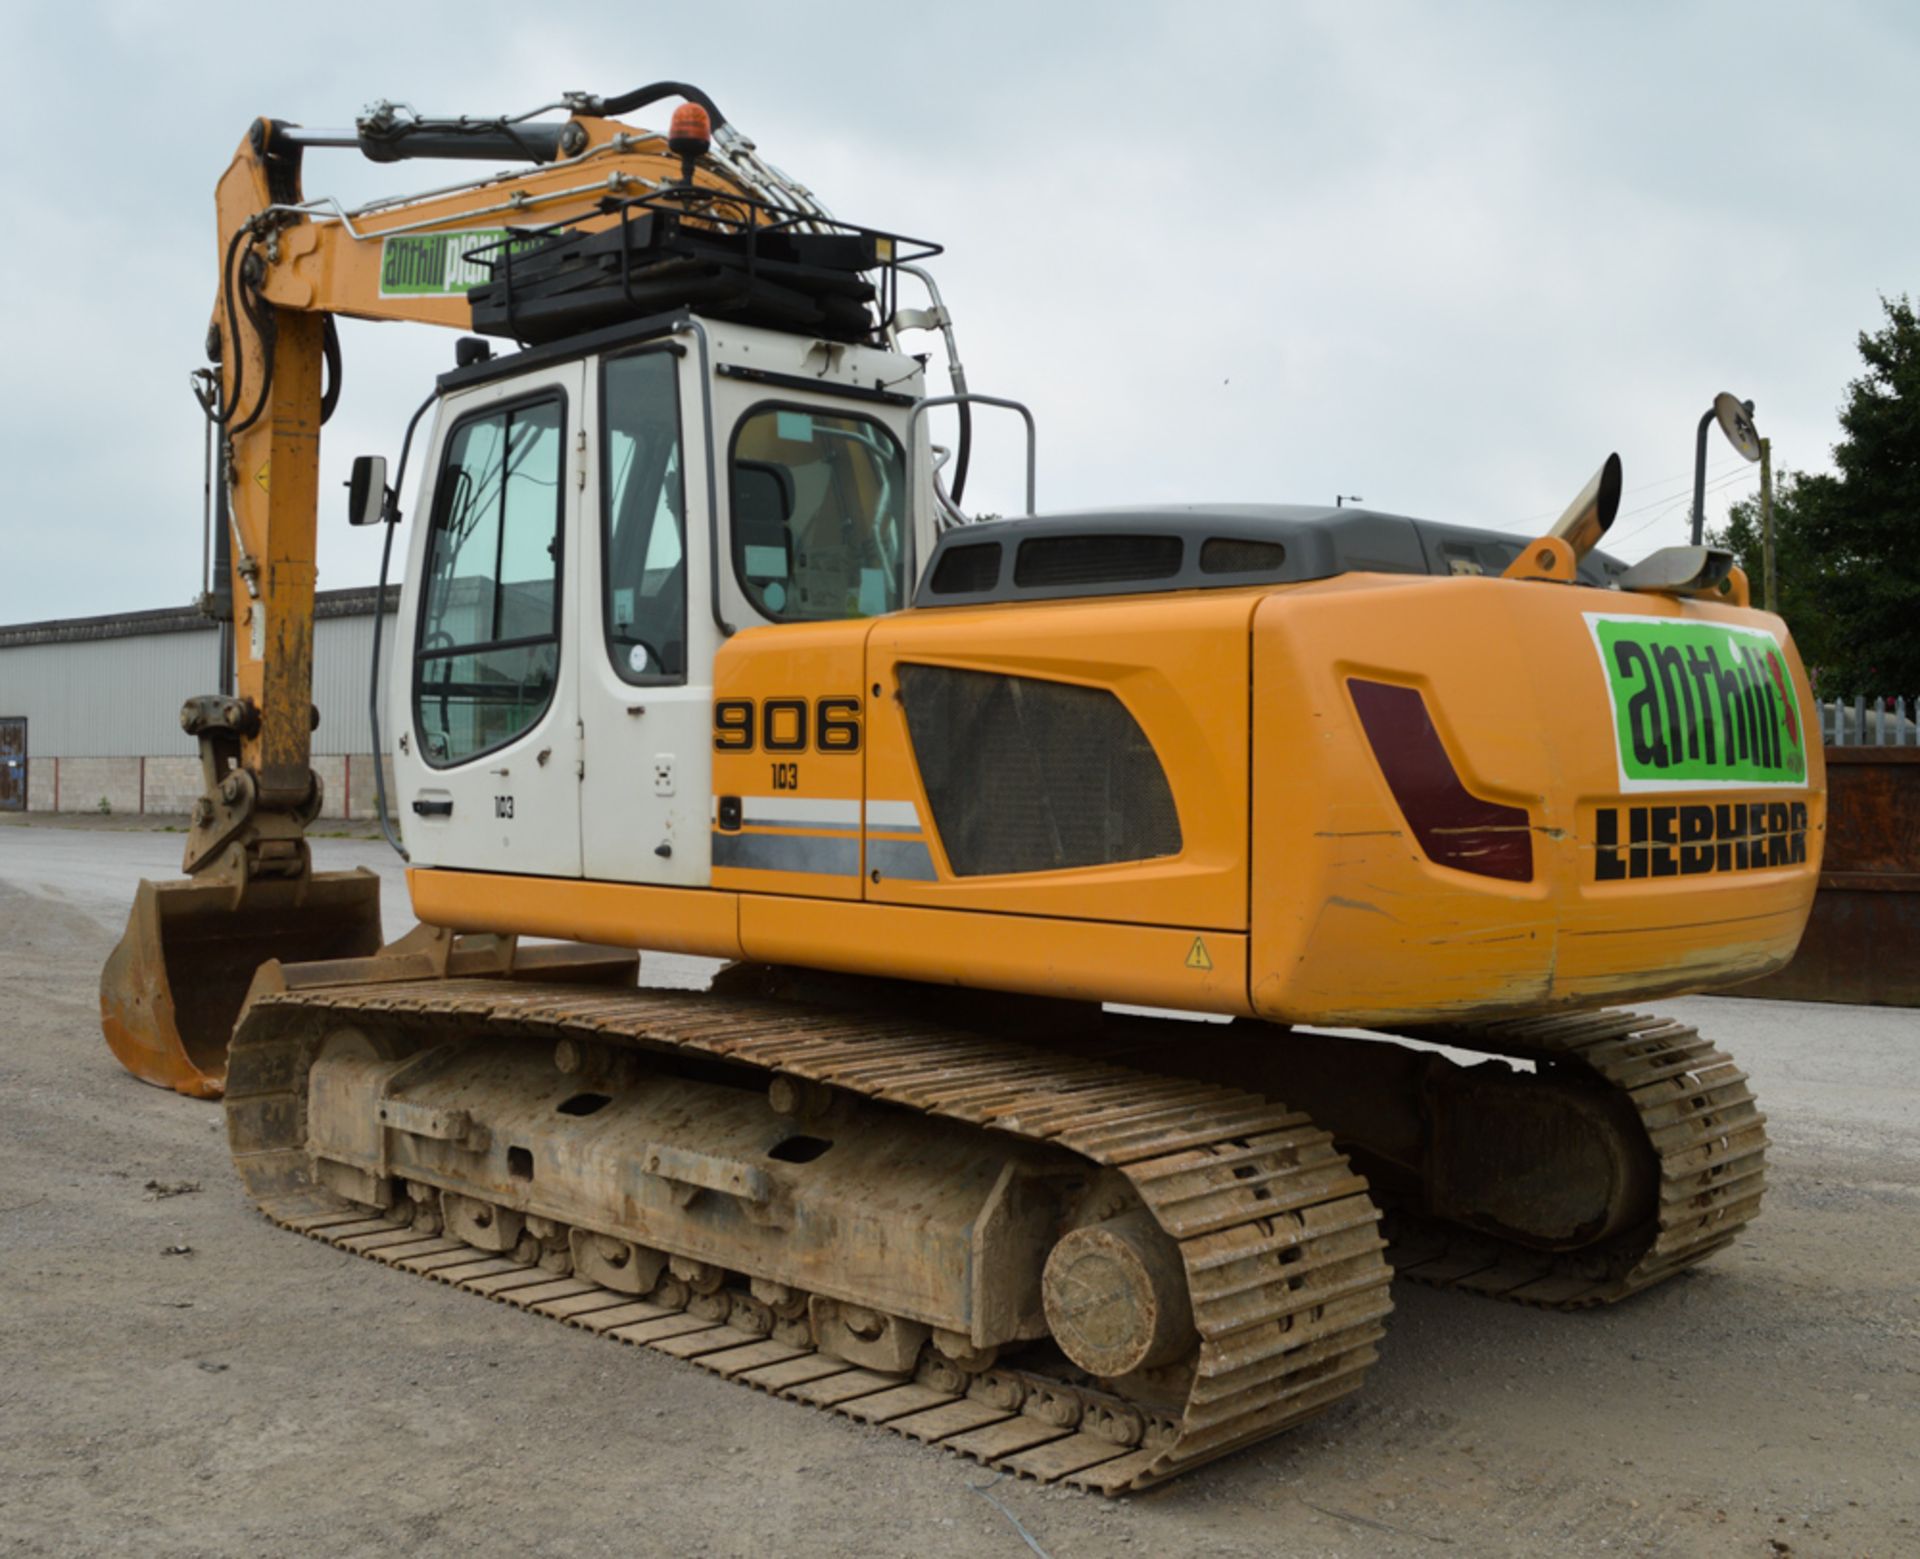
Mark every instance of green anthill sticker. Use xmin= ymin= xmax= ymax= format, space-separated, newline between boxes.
xmin=1586 ymin=613 xmax=1807 ymax=791
xmin=378 ymin=231 xmax=516 ymax=297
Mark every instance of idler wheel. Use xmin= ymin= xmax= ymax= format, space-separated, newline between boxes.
xmin=1042 ymin=1208 xmax=1195 ymax=1378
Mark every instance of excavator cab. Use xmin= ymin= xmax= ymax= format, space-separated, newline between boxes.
xmin=388 ymin=313 xmax=936 ymax=887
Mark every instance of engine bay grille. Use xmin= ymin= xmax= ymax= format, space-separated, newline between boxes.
xmin=897 ymin=665 xmax=1182 ymax=876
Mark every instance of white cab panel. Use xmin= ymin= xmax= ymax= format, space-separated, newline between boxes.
xmin=394 ymin=361 xmax=586 ymax=878
xmin=577 ymin=338 xmax=717 ymax=884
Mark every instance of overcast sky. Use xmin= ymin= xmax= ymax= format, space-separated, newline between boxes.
xmin=1 ymin=0 xmax=1913 ymax=625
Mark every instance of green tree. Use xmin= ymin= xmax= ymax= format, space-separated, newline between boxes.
xmin=1717 ymin=470 xmax=1842 ymax=671
xmin=1712 ymin=295 xmax=1920 ymax=693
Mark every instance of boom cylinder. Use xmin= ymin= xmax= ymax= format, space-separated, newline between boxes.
xmin=274 ymin=121 xmax=576 ymax=165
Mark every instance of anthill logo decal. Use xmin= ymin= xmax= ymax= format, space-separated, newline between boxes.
xmin=1585 ymin=614 xmax=1807 ymax=791
xmin=379 ymin=231 xmax=521 ymax=297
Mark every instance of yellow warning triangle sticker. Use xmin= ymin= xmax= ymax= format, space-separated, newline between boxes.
xmin=1185 ymin=936 xmax=1213 ymax=971
xmin=253 ymin=459 xmax=271 ymax=494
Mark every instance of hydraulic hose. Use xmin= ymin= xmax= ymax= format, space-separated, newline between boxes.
xmin=895 ymin=264 xmax=971 ymax=510
xmin=213 ymin=227 xmax=249 ymax=427
xmin=227 ymin=260 xmax=278 ymax=440
xmin=368 ymin=390 xmax=440 ymax=861
xmin=320 ymin=316 xmax=342 ymax=425
xmin=586 ymin=82 xmax=728 ymax=127
xmin=211 ymin=401 xmax=235 ymax=696
xmin=951 ymin=401 xmax=972 ymax=508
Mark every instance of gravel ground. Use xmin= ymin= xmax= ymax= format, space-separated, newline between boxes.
xmin=2 ymin=816 xmax=1916 ymax=1558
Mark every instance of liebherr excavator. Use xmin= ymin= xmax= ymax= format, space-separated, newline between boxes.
xmin=99 ymin=82 xmax=1820 ymax=1490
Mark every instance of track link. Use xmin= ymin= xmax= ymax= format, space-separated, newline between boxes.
xmin=225 ymin=979 xmax=1394 ymax=1491
xmin=1384 ymin=1009 xmax=1769 ymax=1306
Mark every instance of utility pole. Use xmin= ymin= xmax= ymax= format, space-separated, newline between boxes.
xmin=1759 ymin=436 xmax=1776 ymax=613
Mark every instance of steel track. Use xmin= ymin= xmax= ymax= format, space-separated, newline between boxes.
xmin=225 ymin=979 xmax=1395 ymax=1492
xmin=1382 ymin=1009 xmax=1769 ymax=1305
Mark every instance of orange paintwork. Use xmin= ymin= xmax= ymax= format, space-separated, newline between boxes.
xmin=410 ymin=564 xmax=1822 ymax=1029
xmin=409 ymin=867 xmax=1249 ymax=1015
xmin=1248 ymin=573 xmax=1823 ymax=1023
xmin=710 ymin=622 xmax=868 ymax=902
xmin=409 ymin=869 xmax=743 ymax=960
xmin=214 ymin=146 xmax=326 ymax=799
xmin=1500 ymin=534 xmax=1577 ymax=582
xmin=739 ymin=896 xmax=1249 ymax=1014
xmin=701 ymin=592 xmax=1254 ymax=928
xmin=864 ymin=592 xmax=1254 ymax=929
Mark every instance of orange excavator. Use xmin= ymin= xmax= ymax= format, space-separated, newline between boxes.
xmin=99 ymin=82 xmax=1819 ymax=1489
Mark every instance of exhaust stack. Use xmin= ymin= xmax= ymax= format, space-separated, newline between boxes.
xmin=1548 ymin=453 xmax=1624 ymax=560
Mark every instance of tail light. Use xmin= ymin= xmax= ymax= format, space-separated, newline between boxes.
xmin=1349 ymin=679 xmax=1533 ymax=882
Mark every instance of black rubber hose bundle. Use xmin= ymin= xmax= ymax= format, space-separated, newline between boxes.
xmin=589 ymin=82 xmax=728 ymax=126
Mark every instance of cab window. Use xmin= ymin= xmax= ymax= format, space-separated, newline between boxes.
xmin=602 ymin=351 xmax=687 ymax=682
xmin=729 ymin=404 xmax=907 ymax=621
xmin=415 ymin=396 xmax=563 ymax=766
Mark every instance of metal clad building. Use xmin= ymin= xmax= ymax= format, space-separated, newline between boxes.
xmin=0 ymin=588 xmax=396 ymax=817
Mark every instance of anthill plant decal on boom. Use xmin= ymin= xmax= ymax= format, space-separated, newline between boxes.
xmin=98 ymin=82 xmax=1817 ymax=1490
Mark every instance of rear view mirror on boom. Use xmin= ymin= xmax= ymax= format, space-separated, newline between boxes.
xmin=346 ymin=454 xmax=389 ymax=526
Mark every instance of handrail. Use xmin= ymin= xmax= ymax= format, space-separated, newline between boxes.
xmin=908 ymin=393 xmax=1036 ymax=520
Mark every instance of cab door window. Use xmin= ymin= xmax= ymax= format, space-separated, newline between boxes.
xmin=602 ymin=351 xmax=687 ymax=682
xmin=415 ymin=397 xmax=564 ymax=766
xmin=729 ymin=404 xmax=907 ymax=621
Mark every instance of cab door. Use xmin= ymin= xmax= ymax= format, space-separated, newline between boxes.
xmin=577 ymin=343 xmax=718 ymax=883
xmin=393 ymin=362 xmax=585 ymax=878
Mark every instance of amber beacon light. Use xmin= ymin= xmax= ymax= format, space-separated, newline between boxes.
xmin=668 ymin=102 xmax=712 ymax=183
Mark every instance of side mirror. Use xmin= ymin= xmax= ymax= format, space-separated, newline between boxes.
xmin=347 ymin=455 xmax=389 ymax=526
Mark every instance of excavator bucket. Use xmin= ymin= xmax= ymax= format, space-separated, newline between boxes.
xmin=100 ymin=870 xmax=384 ymax=1098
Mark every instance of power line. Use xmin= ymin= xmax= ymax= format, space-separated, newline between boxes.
xmin=1508 ymin=453 xmax=1748 ymax=529
xmin=1608 ymin=467 xmax=1758 ymax=548
xmin=1607 ymin=483 xmax=1747 ymax=553
xmin=1614 ymin=467 xmax=1757 ymax=544
xmin=1611 ymin=462 xmax=1753 ymax=524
